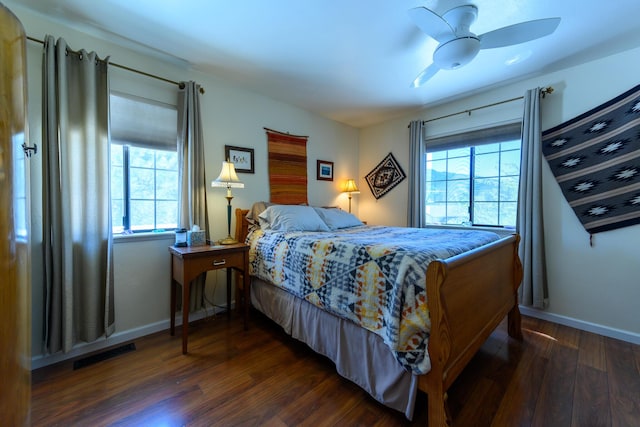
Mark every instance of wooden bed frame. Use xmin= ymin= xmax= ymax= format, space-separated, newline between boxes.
xmin=234 ymin=208 xmax=523 ymax=426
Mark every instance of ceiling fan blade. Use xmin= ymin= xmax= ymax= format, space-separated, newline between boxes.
xmin=407 ymin=7 xmax=455 ymax=43
xmin=478 ymin=17 xmax=560 ymax=49
xmin=411 ymin=64 xmax=440 ymax=88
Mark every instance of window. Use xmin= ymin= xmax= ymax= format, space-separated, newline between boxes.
xmin=425 ymin=123 xmax=521 ymax=227
xmin=110 ymin=93 xmax=178 ymax=234
xmin=12 ymin=132 xmax=28 ymax=239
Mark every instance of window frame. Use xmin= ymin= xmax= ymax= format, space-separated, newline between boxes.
xmin=424 ymin=122 xmax=522 ymax=228
xmin=109 ymin=92 xmax=179 ymax=235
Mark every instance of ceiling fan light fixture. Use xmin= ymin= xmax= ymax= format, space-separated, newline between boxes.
xmin=433 ymin=36 xmax=480 ymax=70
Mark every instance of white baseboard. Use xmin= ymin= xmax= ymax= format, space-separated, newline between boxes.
xmin=519 ymin=306 xmax=640 ymax=345
xmin=31 ymin=305 xmax=228 ymax=370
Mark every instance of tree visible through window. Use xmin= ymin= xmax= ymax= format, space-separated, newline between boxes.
xmin=110 ymin=93 xmax=178 ymax=234
xmin=425 ymin=124 xmax=521 ymax=227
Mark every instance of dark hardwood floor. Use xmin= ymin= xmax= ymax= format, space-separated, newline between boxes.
xmin=31 ymin=310 xmax=640 ymax=426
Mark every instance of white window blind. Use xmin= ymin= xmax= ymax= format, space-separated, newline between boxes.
xmin=110 ymin=92 xmax=177 ymax=150
xmin=425 ymin=122 xmax=521 ymax=152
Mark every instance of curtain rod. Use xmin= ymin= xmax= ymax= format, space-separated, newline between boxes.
xmin=26 ymin=36 xmax=205 ymax=94
xmin=409 ymin=86 xmax=554 ymax=128
xmin=263 ymin=127 xmax=309 ymax=139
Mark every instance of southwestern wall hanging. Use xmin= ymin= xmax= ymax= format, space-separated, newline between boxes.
xmin=265 ymin=128 xmax=308 ymax=205
xmin=365 ymin=152 xmax=406 ymax=199
xmin=542 ymin=83 xmax=640 ymax=234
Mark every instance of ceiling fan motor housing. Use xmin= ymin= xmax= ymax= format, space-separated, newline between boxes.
xmin=433 ymin=36 xmax=480 ymax=69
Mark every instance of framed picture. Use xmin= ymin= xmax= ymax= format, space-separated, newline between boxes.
xmin=224 ymin=145 xmax=254 ymax=173
xmin=317 ymin=160 xmax=334 ymax=181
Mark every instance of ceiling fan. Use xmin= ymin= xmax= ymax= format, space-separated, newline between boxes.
xmin=408 ymin=5 xmax=560 ymax=87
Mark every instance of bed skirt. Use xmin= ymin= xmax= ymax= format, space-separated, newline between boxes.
xmin=250 ymin=277 xmax=419 ymax=420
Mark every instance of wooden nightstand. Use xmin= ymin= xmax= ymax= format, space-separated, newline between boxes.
xmin=168 ymin=243 xmax=250 ymax=354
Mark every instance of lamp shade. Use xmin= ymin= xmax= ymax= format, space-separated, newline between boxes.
xmin=343 ymin=179 xmax=360 ymax=194
xmin=211 ymin=160 xmax=244 ymax=189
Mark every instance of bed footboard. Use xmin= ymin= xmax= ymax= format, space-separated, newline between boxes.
xmin=420 ymin=233 xmax=522 ymax=426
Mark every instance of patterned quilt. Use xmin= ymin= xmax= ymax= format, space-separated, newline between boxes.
xmin=247 ymin=225 xmax=500 ymax=374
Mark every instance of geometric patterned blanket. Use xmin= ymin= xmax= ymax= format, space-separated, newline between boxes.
xmin=542 ymin=84 xmax=640 ymax=234
xmin=247 ymin=225 xmax=500 ymax=374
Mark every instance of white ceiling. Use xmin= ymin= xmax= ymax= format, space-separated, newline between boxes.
xmin=12 ymin=0 xmax=640 ymax=128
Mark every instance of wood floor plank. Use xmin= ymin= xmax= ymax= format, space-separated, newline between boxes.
xmin=193 ymin=356 xmax=333 ymax=425
xmin=490 ymin=345 xmax=547 ymax=427
xmin=454 ymin=377 xmax=502 ymax=426
xmin=31 ymin=355 xmax=179 ymax=425
xmin=275 ymin=373 xmax=356 ymax=425
xmin=555 ymin=323 xmax=581 ymax=350
xmin=605 ymin=337 xmax=640 ymax=427
xmin=572 ymin=364 xmax=611 ymax=427
xmin=297 ymin=389 xmax=361 ymax=426
xmin=30 ymin=312 xmax=640 ymax=426
xmin=448 ymin=347 xmax=496 ymax=417
xmin=522 ymin=316 xmax=558 ymax=358
xmin=578 ymin=329 xmax=607 ymax=371
xmin=451 ymin=336 xmax=523 ymax=426
xmin=531 ymin=342 xmax=578 ymax=427
xmin=108 ymin=386 xmax=204 ymax=427
xmin=258 ymin=414 xmax=290 ymax=427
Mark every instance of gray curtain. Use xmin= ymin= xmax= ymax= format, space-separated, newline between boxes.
xmin=177 ymin=81 xmax=209 ymax=311
xmin=42 ymin=36 xmax=114 ymax=354
xmin=517 ymin=87 xmax=548 ymax=308
xmin=407 ymin=120 xmax=425 ymax=227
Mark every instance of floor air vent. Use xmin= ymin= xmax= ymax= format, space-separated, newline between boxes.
xmin=73 ymin=343 xmax=136 ymax=370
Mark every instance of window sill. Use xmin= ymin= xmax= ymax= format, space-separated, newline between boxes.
xmin=113 ymin=231 xmax=175 ymax=244
xmin=424 ymin=224 xmax=516 ymax=237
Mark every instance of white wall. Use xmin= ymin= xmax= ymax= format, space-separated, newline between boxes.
xmin=4 ymin=2 xmax=359 ymax=366
xmin=359 ymin=47 xmax=640 ymax=341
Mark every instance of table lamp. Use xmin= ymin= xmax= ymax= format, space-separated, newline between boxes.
xmin=211 ymin=160 xmax=244 ymax=244
xmin=343 ymin=179 xmax=360 ymax=213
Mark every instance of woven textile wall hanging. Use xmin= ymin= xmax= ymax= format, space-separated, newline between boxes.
xmin=265 ymin=128 xmax=308 ymax=205
xmin=365 ymin=152 xmax=406 ymax=199
xmin=542 ymin=84 xmax=640 ymax=235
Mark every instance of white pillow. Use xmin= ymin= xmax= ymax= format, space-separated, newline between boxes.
xmin=259 ymin=205 xmax=330 ymax=232
xmin=313 ymin=207 xmax=363 ymax=230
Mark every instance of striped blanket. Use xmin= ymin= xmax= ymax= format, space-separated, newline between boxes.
xmin=542 ymin=84 xmax=640 ymax=234
xmin=247 ymin=225 xmax=500 ymax=374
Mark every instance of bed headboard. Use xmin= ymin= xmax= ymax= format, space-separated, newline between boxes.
xmin=235 ymin=208 xmax=250 ymax=243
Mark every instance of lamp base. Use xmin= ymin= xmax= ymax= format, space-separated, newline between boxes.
xmin=218 ymin=235 xmax=238 ymax=245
